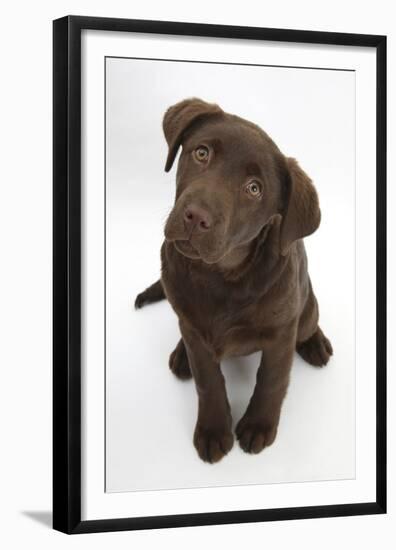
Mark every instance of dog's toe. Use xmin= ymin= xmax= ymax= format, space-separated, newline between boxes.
xmin=236 ymin=416 xmax=277 ymax=454
xmin=194 ymin=424 xmax=234 ymax=463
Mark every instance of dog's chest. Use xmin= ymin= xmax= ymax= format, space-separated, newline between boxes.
xmin=164 ymin=268 xmax=285 ymax=360
xmin=161 ymin=241 xmax=300 ymax=360
xmin=205 ymin=295 xmax=283 ymax=359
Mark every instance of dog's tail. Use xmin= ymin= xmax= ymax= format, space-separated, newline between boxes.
xmin=134 ymin=279 xmax=166 ymax=309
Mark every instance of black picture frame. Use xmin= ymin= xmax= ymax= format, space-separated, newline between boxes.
xmin=53 ymin=15 xmax=387 ymax=534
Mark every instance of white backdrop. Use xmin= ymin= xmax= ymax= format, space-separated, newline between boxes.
xmin=0 ymin=1 xmax=394 ymax=549
xmin=105 ymin=58 xmax=356 ymax=492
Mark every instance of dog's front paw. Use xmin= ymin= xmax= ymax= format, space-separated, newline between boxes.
xmin=235 ymin=415 xmax=278 ymax=454
xmin=193 ymin=423 xmax=234 ymax=463
xmin=169 ymin=339 xmax=192 ymax=380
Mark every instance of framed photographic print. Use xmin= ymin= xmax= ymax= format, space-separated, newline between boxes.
xmin=53 ymin=15 xmax=387 ymax=534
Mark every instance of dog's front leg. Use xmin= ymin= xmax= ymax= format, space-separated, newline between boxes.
xmin=180 ymin=322 xmax=234 ymax=463
xmin=236 ymin=324 xmax=297 ymax=454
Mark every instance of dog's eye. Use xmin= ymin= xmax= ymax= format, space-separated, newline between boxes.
xmin=194 ymin=146 xmax=209 ymax=162
xmin=245 ymin=181 xmax=262 ymax=197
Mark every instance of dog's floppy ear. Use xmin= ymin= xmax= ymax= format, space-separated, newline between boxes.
xmin=163 ymin=98 xmax=223 ymax=172
xmin=279 ymin=157 xmax=321 ymax=255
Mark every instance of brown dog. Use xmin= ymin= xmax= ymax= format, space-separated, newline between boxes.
xmin=135 ymin=98 xmax=333 ymax=463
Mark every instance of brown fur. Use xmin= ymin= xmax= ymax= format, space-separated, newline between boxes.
xmin=135 ymin=98 xmax=333 ymax=463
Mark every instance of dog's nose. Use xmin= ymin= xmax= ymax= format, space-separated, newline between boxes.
xmin=183 ymin=205 xmax=212 ymax=232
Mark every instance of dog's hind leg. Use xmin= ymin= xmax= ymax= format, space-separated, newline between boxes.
xmin=296 ymin=279 xmax=333 ymax=367
xmin=169 ymin=338 xmax=192 ymax=380
xmin=297 ymin=326 xmax=333 ymax=367
xmin=134 ymin=279 xmax=166 ymax=309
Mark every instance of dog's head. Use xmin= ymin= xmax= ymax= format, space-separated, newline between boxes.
xmin=163 ymin=98 xmax=320 ymax=263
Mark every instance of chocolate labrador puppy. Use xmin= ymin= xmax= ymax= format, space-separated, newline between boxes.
xmin=135 ymin=98 xmax=333 ymax=463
